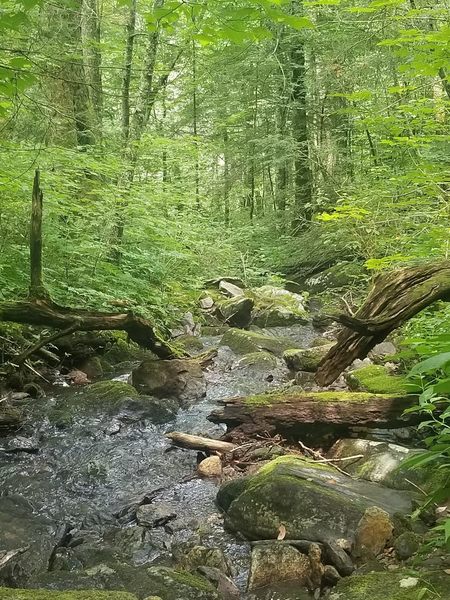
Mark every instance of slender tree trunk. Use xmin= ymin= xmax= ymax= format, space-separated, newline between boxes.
xmin=121 ymin=0 xmax=137 ymax=143
xmin=291 ymin=37 xmax=313 ymax=223
xmin=224 ymin=128 xmax=231 ymax=227
xmin=82 ymin=0 xmax=103 ymax=138
xmin=192 ymin=39 xmax=200 ymax=209
xmin=29 ymin=170 xmax=48 ymax=300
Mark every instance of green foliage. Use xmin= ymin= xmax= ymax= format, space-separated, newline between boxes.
xmin=403 ymin=340 xmax=450 ymax=550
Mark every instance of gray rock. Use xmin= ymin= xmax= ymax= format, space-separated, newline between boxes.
xmin=136 ymin=502 xmax=176 ymax=528
xmin=323 ymin=541 xmax=354 ymax=576
xmin=219 ymin=280 xmax=244 ymax=297
xmin=200 ymin=297 xmax=215 ymax=310
xmin=0 ymin=402 xmax=23 ymax=430
xmin=216 ymin=297 xmax=254 ymax=328
xmin=131 ymin=359 xmax=206 ymax=405
xmin=197 ymin=566 xmax=240 ymax=600
xmin=393 ymin=532 xmax=422 ymax=560
xmin=220 ymin=329 xmax=297 ymax=357
xmin=247 ymin=543 xmax=311 ymax=591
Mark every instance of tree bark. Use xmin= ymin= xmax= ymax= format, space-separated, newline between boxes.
xmin=208 ymin=392 xmax=421 ymax=440
xmin=82 ymin=0 xmax=103 ymax=136
xmin=29 ymin=170 xmax=48 ymax=300
xmin=121 ymin=0 xmax=137 ymax=143
xmin=316 ymin=262 xmax=450 ymax=386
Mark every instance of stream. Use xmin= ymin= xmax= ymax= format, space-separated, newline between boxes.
xmin=0 ymin=324 xmax=320 ymax=599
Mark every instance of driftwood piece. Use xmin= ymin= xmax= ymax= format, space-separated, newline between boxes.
xmin=165 ymin=431 xmax=237 ymax=453
xmin=316 ymin=262 xmax=450 ymax=386
xmin=208 ymin=393 xmax=421 ymax=439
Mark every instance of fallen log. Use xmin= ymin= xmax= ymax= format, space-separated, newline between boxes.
xmin=0 ymin=169 xmax=180 ymax=365
xmin=316 ymin=261 xmax=450 ymax=386
xmin=208 ymin=391 xmax=421 ymax=440
xmin=165 ymin=431 xmax=237 ymax=454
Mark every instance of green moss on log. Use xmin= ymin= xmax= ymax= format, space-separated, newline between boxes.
xmin=243 ymin=389 xmax=397 ymax=406
xmin=0 ymin=590 xmax=137 ymax=600
xmin=346 ymin=365 xmax=410 ymax=395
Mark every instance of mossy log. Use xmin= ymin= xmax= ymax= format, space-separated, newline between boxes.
xmin=208 ymin=391 xmax=421 ymax=439
xmin=0 ymin=298 xmax=177 ymax=360
xmin=316 ymin=262 xmax=450 ymax=386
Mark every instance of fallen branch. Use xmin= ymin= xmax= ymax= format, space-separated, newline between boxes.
xmin=165 ymin=431 xmax=237 ymax=454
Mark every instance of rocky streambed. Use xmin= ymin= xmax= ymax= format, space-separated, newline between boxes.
xmin=0 ymin=299 xmax=449 ymax=600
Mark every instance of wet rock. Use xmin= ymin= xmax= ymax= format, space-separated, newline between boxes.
xmin=219 ymin=280 xmax=244 ymax=297
xmin=323 ymin=564 xmax=341 ymax=586
xmin=0 ymin=403 xmax=23 ymax=430
xmin=145 ymin=566 xmax=220 ymax=599
xmin=247 ymin=543 xmax=311 ymax=590
xmin=294 ymin=370 xmax=317 ymax=388
xmin=323 ymin=541 xmax=354 ymax=576
xmin=220 ymin=329 xmax=296 ymax=357
xmin=283 ymin=344 xmax=334 ymax=372
xmin=197 ymin=456 xmax=222 ymax=479
xmin=0 ymin=590 xmax=137 ymax=600
xmin=175 ymin=335 xmax=204 ymax=354
xmin=101 ymin=336 xmax=150 ymax=366
xmin=233 ymin=351 xmax=278 ymax=371
xmin=131 ymin=359 xmax=206 ymax=405
xmin=345 ymin=365 xmax=409 ymax=395
xmin=393 ymin=531 xmax=422 ymax=560
xmin=217 ymin=456 xmax=412 ymax=545
xmin=197 ymin=566 xmax=240 ymax=600
xmin=250 ymin=286 xmax=308 ymax=327
xmin=3 ymin=435 xmax=39 ymax=454
xmin=23 ymin=382 xmax=44 ymax=398
xmin=216 ymin=297 xmax=254 ymax=328
xmin=181 ymin=545 xmax=232 ymax=576
xmin=353 ymin=506 xmax=393 ymax=559
xmin=66 ymin=369 xmax=91 ymax=385
xmin=79 ymin=356 xmax=103 ymax=379
xmin=329 ymin=570 xmax=449 ymax=600
xmin=136 ymin=502 xmax=176 ymax=528
xmin=9 ymin=392 xmax=30 ymax=403
xmin=120 ymin=395 xmax=179 ymax=424
xmin=326 ymin=438 xmax=425 ymax=490
xmin=0 ymin=495 xmax=58 ymax=587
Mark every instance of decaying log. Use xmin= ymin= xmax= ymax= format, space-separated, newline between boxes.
xmin=0 ymin=298 xmax=177 ymax=360
xmin=316 ymin=262 xmax=450 ymax=386
xmin=208 ymin=392 xmax=421 ymax=440
xmin=165 ymin=431 xmax=237 ymax=453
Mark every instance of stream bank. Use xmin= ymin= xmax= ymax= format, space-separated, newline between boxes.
xmin=0 ymin=282 xmax=449 ymax=600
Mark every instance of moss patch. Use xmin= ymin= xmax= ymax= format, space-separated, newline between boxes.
xmin=283 ymin=345 xmax=334 ymax=372
xmin=242 ymin=389 xmax=398 ymax=406
xmin=345 ymin=365 xmax=410 ymax=395
xmin=220 ymin=328 xmax=297 ymax=357
xmin=330 ymin=570 xmax=449 ymax=600
xmin=0 ymin=590 xmax=137 ymax=600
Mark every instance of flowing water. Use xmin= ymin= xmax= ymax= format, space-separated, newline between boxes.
xmin=0 ymin=325 xmax=318 ymax=598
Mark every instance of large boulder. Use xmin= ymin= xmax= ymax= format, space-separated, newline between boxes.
xmin=216 ymin=297 xmax=254 ymax=328
xmin=329 ymin=571 xmax=449 ymax=600
xmin=217 ymin=456 xmax=413 ymax=545
xmin=249 ymin=286 xmax=309 ymax=327
xmin=327 ymin=439 xmax=428 ymax=491
xmin=0 ymin=495 xmax=58 ymax=587
xmin=345 ymin=365 xmax=410 ymax=395
xmin=220 ymin=329 xmax=297 ymax=357
xmin=131 ymin=359 xmax=206 ymax=405
xmin=304 ymin=261 xmax=364 ymax=294
xmin=283 ymin=344 xmax=334 ymax=372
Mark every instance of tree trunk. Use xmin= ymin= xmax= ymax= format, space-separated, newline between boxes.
xmin=224 ymin=128 xmax=231 ymax=226
xmin=29 ymin=170 xmax=48 ymax=300
xmin=121 ymin=0 xmax=137 ymax=143
xmin=316 ymin=262 xmax=450 ymax=386
xmin=165 ymin=432 xmax=236 ymax=454
xmin=82 ymin=0 xmax=103 ymax=137
xmin=208 ymin=392 xmax=421 ymax=441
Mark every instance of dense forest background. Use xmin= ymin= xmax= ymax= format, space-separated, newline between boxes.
xmin=0 ymin=0 xmax=449 ymax=328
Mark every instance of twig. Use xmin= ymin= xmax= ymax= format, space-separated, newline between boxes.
xmin=298 ymin=441 xmax=354 ymax=478
xmin=404 ymin=478 xmax=428 ymax=496
xmin=23 ymin=361 xmax=50 ymax=383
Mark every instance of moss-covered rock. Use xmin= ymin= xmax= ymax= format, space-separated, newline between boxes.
xmin=0 ymin=591 xmax=137 ymax=600
xmin=174 ymin=335 xmax=204 ymax=354
xmin=217 ymin=455 xmax=413 ymax=544
xmin=216 ymin=296 xmax=254 ymax=328
xmin=283 ymin=344 xmax=334 ymax=372
xmin=220 ymin=329 xmax=297 ymax=357
xmin=179 ymin=546 xmax=232 ymax=576
xmin=145 ymin=566 xmax=219 ymax=600
xmin=249 ymin=286 xmax=309 ymax=327
xmin=101 ymin=335 xmax=151 ymax=366
xmin=345 ymin=365 xmax=410 ymax=395
xmin=78 ymin=357 xmax=103 ymax=380
xmin=329 ymin=570 xmax=449 ymax=600
xmin=234 ymin=351 xmax=278 ymax=370
xmin=304 ymin=261 xmax=365 ymax=294
xmin=131 ymin=359 xmax=205 ymax=405
xmin=247 ymin=543 xmax=311 ymax=590
xmin=77 ymin=381 xmax=139 ymax=408
xmin=394 ymin=532 xmax=422 ymax=560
